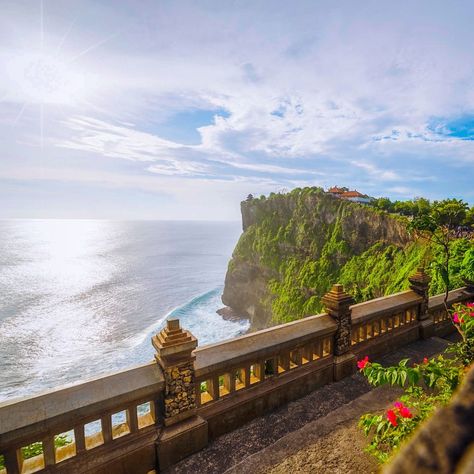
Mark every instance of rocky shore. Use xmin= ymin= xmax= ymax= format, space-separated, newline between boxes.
xmin=216 ymin=306 xmax=250 ymax=323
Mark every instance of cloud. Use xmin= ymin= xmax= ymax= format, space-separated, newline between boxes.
xmin=1 ymin=0 xmax=474 ymax=218
xmin=350 ymin=161 xmax=400 ymax=181
xmin=224 ymin=161 xmax=326 ymax=176
xmin=57 ymin=114 xmax=330 ymax=179
xmin=388 ymin=186 xmax=417 ymax=197
xmin=57 ymin=116 xmax=205 ymax=177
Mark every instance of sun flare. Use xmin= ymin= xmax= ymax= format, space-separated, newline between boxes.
xmin=7 ymin=52 xmax=87 ymax=106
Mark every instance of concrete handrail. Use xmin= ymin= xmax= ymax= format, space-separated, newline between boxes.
xmin=428 ymin=288 xmax=471 ymax=311
xmin=193 ymin=313 xmax=337 ymax=409
xmin=0 ymin=362 xmax=163 ymax=442
xmin=0 ymin=362 xmax=164 ymax=473
xmin=194 ymin=313 xmax=336 ymax=378
xmin=351 ymin=290 xmax=422 ymax=324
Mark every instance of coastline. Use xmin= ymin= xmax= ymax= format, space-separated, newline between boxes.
xmin=216 ymin=306 xmax=250 ymax=324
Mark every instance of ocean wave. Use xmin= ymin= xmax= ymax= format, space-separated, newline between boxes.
xmin=168 ymin=287 xmax=222 ymax=318
xmin=128 ymin=286 xmax=248 ymax=351
xmin=127 ymin=287 xmax=216 ymax=344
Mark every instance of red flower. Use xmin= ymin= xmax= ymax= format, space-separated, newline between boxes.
xmin=466 ymin=302 xmax=474 ymax=308
xmin=391 ymin=401 xmax=413 ymax=420
xmin=357 ymin=356 xmax=369 ymax=370
xmin=423 ymin=357 xmax=429 ymax=364
xmin=387 ymin=409 xmax=398 ymax=426
xmin=453 ymin=313 xmax=461 ymax=324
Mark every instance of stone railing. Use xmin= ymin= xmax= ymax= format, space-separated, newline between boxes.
xmin=193 ymin=312 xmax=337 ymax=439
xmin=0 ymin=363 xmax=163 ymax=474
xmin=429 ymin=288 xmax=469 ymax=337
xmin=1 ymin=268 xmax=473 ymax=473
xmin=194 ymin=312 xmax=336 ymax=406
xmin=351 ymin=290 xmax=422 ymax=354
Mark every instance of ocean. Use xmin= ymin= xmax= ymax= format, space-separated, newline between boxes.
xmin=0 ymin=219 xmax=248 ymax=402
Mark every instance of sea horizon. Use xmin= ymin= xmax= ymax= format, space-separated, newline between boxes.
xmin=0 ymin=219 xmax=248 ymax=402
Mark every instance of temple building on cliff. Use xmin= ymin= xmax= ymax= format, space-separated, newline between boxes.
xmin=327 ymin=186 xmax=374 ymax=204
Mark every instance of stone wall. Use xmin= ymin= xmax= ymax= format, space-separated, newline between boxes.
xmin=1 ymin=287 xmax=471 ymax=474
xmin=164 ymin=362 xmax=196 ymax=418
xmin=334 ymin=315 xmax=352 ymax=355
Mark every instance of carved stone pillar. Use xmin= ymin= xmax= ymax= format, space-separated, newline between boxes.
xmin=408 ymin=267 xmax=434 ymax=339
xmin=152 ymin=319 xmax=208 ymax=470
xmin=409 ymin=267 xmax=431 ymax=320
xmin=322 ymin=284 xmax=356 ymax=380
xmin=152 ymin=319 xmax=198 ymax=425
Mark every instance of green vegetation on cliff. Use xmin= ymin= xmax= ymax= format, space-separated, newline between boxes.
xmin=339 ymin=241 xmax=426 ymax=301
xmin=223 ymin=187 xmax=474 ymax=328
xmin=339 ymin=238 xmax=472 ymax=301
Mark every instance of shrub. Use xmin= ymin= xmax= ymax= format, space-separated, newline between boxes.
xmin=359 ymin=302 xmax=474 ymax=464
xmin=447 ymin=302 xmax=474 ymax=366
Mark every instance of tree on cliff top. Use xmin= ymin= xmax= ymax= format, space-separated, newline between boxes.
xmin=409 ymin=199 xmax=469 ymax=312
xmin=465 ymin=207 xmax=474 ymax=227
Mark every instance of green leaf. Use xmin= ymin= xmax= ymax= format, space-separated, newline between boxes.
xmin=391 ymin=370 xmax=398 ymax=386
xmin=436 ymin=264 xmax=449 ymax=286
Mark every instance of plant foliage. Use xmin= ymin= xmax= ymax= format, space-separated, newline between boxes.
xmin=359 ymin=303 xmax=474 ymax=464
xmin=231 ymin=188 xmax=474 ymax=324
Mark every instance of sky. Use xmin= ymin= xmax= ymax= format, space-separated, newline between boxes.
xmin=0 ymin=0 xmax=473 ymax=220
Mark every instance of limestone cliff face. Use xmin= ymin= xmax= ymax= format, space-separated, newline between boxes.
xmin=222 ymin=188 xmax=421 ymax=330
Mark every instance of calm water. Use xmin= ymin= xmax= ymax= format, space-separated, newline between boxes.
xmin=0 ymin=219 xmax=247 ymax=401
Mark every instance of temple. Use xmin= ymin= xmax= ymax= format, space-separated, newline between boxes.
xmin=327 ymin=186 xmax=374 ymax=204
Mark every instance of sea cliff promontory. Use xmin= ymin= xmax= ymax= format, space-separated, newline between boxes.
xmin=222 ymin=187 xmax=471 ymax=330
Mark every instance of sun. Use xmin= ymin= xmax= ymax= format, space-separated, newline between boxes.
xmin=2 ymin=0 xmax=115 ymax=146
xmin=9 ymin=52 xmax=87 ymax=107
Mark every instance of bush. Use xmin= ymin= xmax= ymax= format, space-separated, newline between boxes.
xmin=359 ymin=303 xmax=474 ymax=464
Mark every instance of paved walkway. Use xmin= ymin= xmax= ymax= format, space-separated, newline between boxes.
xmin=168 ymin=337 xmax=452 ymax=474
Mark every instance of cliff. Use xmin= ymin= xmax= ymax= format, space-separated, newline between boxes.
xmin=222 ymin=187 xmax=425 ymax=329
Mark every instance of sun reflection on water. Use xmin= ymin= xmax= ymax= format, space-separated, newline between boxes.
xmin=0 ymin=219 xmax=247 ymax=401
xmin=0 ymin=220 xmax=123 ymax=396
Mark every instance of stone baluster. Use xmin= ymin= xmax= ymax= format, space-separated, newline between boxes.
xmin=322 ymin=284 xmax=356 ymax=380
xmin=3 ymin=448 xmax=20 ymax=474
xmin=408 ymin=267 xmax=434 ymax=338
xmin=152 ymin=319 xmax=208 ymax=470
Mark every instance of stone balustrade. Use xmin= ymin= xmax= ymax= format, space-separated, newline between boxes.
xmin=429 ymin=288 xmax=469 ymax=337
xmin=0 ymin=363 xmax=163 ymax=474
xmin=350 ymin=290 xmax=422 ymax=356
xmin=0 ymin=274 xmax=473 ymax=473
xmin=194 ymin=312 xmax=336 ymax=407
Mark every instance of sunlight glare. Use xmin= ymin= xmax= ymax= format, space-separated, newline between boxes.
xmin=6 ymin=51 xmax=88 ymax=106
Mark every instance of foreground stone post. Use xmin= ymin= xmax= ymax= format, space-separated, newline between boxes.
xmin=152 ymin=319 xmax=208 ymax=470
xmin=408 ymin=267 xmax=433 ymax=339
xmin=322 ymin=284 xmax=356 ymax=380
